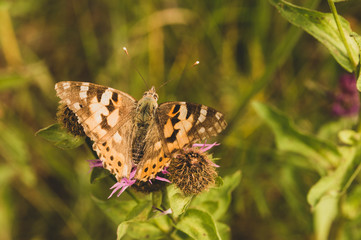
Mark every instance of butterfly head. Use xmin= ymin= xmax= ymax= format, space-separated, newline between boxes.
xmin=136 ymin=86 xmax=159 ymax=123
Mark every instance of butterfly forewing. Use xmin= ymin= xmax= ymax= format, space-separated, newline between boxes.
xmin=134 ymin=101 xmax=227 ymax=182
xmin=156 ymin=102 xmax=227 ymax=153
xmin=55 ymin=81 xmax=136 ymax=180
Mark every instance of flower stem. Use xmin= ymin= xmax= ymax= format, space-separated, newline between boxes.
xmin=328 ymin=0 xmax=357 ymax=70
xmin=340 ymin=157 xmax=361 ymax=196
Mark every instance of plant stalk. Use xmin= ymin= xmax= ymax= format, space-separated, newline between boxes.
xmin=328 ymin=0 xmax=357 ymax=70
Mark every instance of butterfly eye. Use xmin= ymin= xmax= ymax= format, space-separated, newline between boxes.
xmin=154 ymin=93 xmax=159 ymax=100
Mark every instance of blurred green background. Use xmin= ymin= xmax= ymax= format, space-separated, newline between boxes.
xmin=1 ymin=0 xmax=361 ymax=239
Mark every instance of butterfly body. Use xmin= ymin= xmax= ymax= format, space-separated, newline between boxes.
xmin=55 ymin=81 xmax=227 ymax=182
xmin=132 ymin=87 xmax=158 ymax=163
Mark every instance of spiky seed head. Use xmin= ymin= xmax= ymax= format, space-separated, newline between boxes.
xmin=168 ymin=148 xmax=217 ymax=196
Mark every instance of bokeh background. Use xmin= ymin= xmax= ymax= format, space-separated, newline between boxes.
xmin=1 ymin=0 xmax=361 ymax=239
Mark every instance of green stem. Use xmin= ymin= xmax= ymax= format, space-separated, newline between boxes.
xmin=328 ymin=0 xmax=357 ymax=70
xmin=340 ymin=158 xmax=361 ymax=196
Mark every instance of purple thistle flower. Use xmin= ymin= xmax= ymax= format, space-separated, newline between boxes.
xmin=152 ymin=206 xmax=173 ymax=216
xmin=192 ymin=142 xmax=220 ymax=152
xmin=332 ymin=74 xmax=360 ymax=117
xmin=108 ymin=167 xmax=137 ymax=199
xmin=155 ymin=176 xmax=171 ymax=183
xmin=87 ymin=159 xmax=103 ymax=172
xmin=161 ymin=167 xmax=170 ymax=175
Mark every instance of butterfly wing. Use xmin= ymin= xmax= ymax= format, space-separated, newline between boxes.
xmin=134 ymin=101 xmax=227 ymax=181
xmin=134 ymin=121 xmax=171 ymax=181
xmin=156 ymin=102 xmax=227 ymax=154
xmin=55 ymin=81 xmax=136 ymax=180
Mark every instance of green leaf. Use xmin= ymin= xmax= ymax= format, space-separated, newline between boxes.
xmin=116 ymin=222 xmax=128 ymax=240
xmin=253 ymin=102 xmax=340 ymax=172
xmin=116 ymin=207 xmax=172 ymax=239
xmin=353 ymin=33 xmax=361 ymax=91
xmin=92 ymin=197 xmax=138 ymax=224
xmin=314 ymin=195 xmax=339 ymax=240
xmin=269 ymin=0 xmax=359 ymax=72
xmin=166 ymin=185 xmax=193 ymax=218
xmin=36 ymin=123 xmax=85 ymax=149
xmin=0 ymin=73 xmax=29 ymax=90
xmin=191 ymin=171 xmax=241 ymax=220
xmin=90 ymin=167 xmax=112 ymax=183
xmin=216 ymin=221 xmax=230 ymax=240
xmin=126 ymin=221 xmax=165 ymax=239
xmin=338 ymin=130 xmax=361 ymax=146
xmin=317 ymin=117 xmax=358 ymax=142
xmin=343 ymin=184 xmax=361 ymax=220
xmin=175 ymin=209 xmax=221 ymax=240
xmin=126 ymin=200 xmax=152 ymax=221
xmin=307 ymin=145 xmax=361 ymax=207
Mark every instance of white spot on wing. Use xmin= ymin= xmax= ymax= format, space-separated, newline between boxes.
xmin=199 ymin=127 xmax=205 ymax=134
xmin=89 ymin=103 xmax=109 ymax=116
xmin=73 ymin=102 xmax=81 ymax=111
xmin=80 ymin=85 xmax=89 ymax=91
xmin=215 ymin=112 xmax=222 ymax=120
xmin=198 ymin=114 xmax=206 ymax=123
xmin=63 ymin=82 xmax=70 ymax=89
xmin=107 ymin=109 xmax=119 ymax=127
xmin=90 ymin=125 xmax=107 ymax=137
xmin=100 ymin=90 xmax=112 ymax=105
xmin=154 ymin=141 xmax=162 ymax=151
xmin=200 ymin=106 xmax=208 ymax=116
xmin=113 ymin=132 xmax=122 ymax=143
xmin=220 ymin=120 xmax=227 ymax=129
xmin=80 ymin=91 xmax=87 ymax=99
xmin=214 ymin=122 xmax=223 ymax=133
xmin=178 ymin=105 xmax=188 ymax=119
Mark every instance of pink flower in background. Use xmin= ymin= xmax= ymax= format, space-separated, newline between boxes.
xmin=332 ymin=74 xmax=360 ymax=117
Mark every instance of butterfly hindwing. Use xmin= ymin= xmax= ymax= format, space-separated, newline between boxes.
xmin=92 ymin=120 xmax=134 ymax=181
xmin=55 ymin=81 xmax=136 ymax=180
xmin=134 ymin=121 xmax=171 ymax=181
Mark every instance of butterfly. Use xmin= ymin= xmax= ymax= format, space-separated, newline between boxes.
xmin=55 ymin=81 xmax=227 ymax=182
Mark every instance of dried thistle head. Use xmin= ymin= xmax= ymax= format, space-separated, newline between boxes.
xmin=168 ymin=144 xmax=218 ymax=196
xmin=57 ymin=104 xmax=85 ymax=136
xmin=131 ymin=172 xmax=170 ymax=194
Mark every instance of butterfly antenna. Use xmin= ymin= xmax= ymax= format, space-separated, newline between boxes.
xmin=158 ymin=60 xmax=200 ymax=90
xmin=123 ymin=47 xmax=150 ymax=89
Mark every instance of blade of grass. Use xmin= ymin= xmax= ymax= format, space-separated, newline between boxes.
xmin=223 ymin=0 xmax=322 ymax=138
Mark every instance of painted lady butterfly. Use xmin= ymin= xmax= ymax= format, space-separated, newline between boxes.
xmin=55 ymin=81 xmax=227 ymax=182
